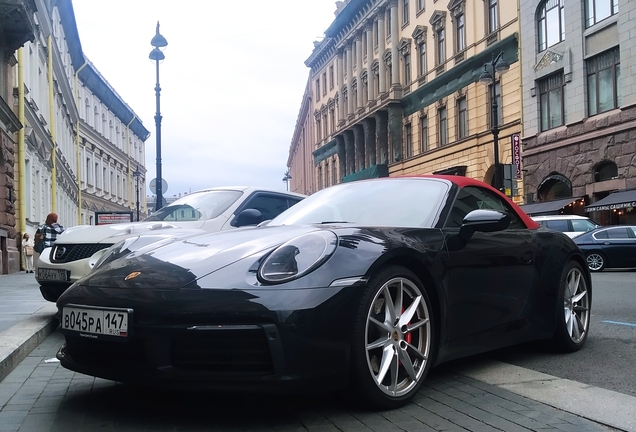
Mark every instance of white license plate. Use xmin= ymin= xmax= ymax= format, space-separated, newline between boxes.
xmin=38 ymin=268 xmax=69 ymax=281
xmin=62 ymin=306 xmax=130 ymax=338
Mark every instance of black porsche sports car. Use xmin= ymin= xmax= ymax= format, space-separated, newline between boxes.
xmin=56 ymin=176 xmax=591 ymax=410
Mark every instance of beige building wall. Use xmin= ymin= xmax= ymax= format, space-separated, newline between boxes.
xmin=299 ymin=0 xmax=524 ymax=203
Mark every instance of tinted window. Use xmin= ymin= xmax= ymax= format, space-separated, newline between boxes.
xmin=241 ymin=194 xmax=302 ymax=221
xmin=606 ymin=228 xmax=631 ymax=239
xmin=594 ymin=230 xmax=608 ymax=239
xmin=545 ymin=220 xmax=570 ymax=232
xmin=446 ymin=186 xmax=523 ymax=229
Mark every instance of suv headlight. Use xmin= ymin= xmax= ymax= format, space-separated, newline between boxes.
xmin=258 ymin=231 xmax=337 ymax=284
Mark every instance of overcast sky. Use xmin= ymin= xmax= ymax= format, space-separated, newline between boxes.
xmin=71 ymin=0 xmax=336 ymax=198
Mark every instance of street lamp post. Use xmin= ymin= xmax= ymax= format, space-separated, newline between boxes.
xmin=282 ymin=171 xmax=292 ymax=191
xmin=479 ymin=52 xmax=510 ymax=192
xmin=133 ymin=165 xmax=141 ymax=221
xmin=149 ymin=22 xmax=167 ymax=211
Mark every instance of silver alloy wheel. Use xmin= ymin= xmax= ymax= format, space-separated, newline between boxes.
xmin=563 ymin=266 xmax=590 ymax=344
xmin=586 ymin=253 xmax=604 ymax=271
xmin=364 ymin=277 xmax=431 ymax=398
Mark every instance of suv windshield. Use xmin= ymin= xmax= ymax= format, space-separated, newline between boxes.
xmin=146 ymin=190 xmax=242 ymax=222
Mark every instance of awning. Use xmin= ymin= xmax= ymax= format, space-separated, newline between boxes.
xmin=585 ymin=189 xmax=636 ymax=213
xmin=342 ymin=164 xmax=389 ymax=183
xmin=518 ymin=197 xmax=581 ymax=216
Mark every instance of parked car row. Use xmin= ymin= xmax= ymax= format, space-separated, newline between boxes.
xmin=530 ymin=214 xmax=636 ymax=272
xmin=52 ymin=176 xmax=591 ymax=410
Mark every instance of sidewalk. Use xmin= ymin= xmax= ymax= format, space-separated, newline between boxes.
xmin=0 ymin=272 xmax=634 ymax=431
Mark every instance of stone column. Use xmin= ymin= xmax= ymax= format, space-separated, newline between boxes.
xmin=344 ymin=130 xmax=356 ymax=175
xmin=337 ymin=51 xmax=344 ymax=122
xmin=389 ymin=0 xmax=399 ymax=87
xmin=377 ymin=13 xmax=386 ymax=93
xmin=366 ymin=24 xmax=374 ymax=102
xmin=356 ymin=35 xmax=364 ymax=109
xmin=388 ymin=105 xmax=404 ymax=162
xmin=375 ymin=111 xmax=389 ymax=165
xmin=363 ymin=117 xmax=377 ymax=167
xmin=353 ymin=124 xmax=366 ymax=171
xmin=336 ymin=135 xmax=346 ymax=181
xmin=346 ymin=43 xmax=354 ymax=115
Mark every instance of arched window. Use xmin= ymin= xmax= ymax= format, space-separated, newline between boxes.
xmin=537 ymin=0 xmax=564 ymax=52
xmin=102 ymin=114 xmax=107 ymax=136
xmin=593 ymin=160 xmax=618 ymax=182
xmin=85 ymin=98 xmax=90 ymax=122
xmin=94 ymin=106 xmax=99 ymax=129
xmin=538 ymin=172 xmax=572 ymax=201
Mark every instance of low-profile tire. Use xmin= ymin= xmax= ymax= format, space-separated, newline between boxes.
xmin=551 ymin=261 xmax=591 ymax=352
xmin=350 ymin=265 xmax=435 ymax=410
xmin=585 ymin=252 xmax=605 ymax=272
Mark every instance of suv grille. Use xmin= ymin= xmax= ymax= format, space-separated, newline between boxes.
xmin=51 ymin=243 xmax=113 ymax=263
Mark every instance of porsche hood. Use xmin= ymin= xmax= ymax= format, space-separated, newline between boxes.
xmin=76 ymin=225 xmax=324 ymax=290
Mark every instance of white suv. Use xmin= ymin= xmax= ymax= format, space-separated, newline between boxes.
xmin=36 ymin=186 xmax=305 ymax=301
xmin=531 ymin=215 xmax=600 ymax=238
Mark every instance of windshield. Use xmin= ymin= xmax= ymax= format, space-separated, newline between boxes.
xmin=146 ymin=190 xmax=242 ymax=222
xmin=268 ymin=178 xmax=448 ymax=228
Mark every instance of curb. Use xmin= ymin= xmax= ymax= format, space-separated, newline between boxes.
xmin=0 ymin=304 xmax=59 ymax=383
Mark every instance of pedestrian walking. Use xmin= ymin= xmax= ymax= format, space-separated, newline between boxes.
xmin=21 ymin=233 xmax=34 ymax=273
xmin=34 ymin=213 xmax=65 ymax=272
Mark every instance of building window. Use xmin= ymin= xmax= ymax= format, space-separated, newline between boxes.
xmin=436 ymin=28 xmax=446 ymax=65
xmin=322 ymin=73 xmax=327 ymax=95
xmin=405 ymin=123 xmax=413 ymax=158
xmin=586 ymin=0 xmax=618 ymax=27
xmin=402 ymin=0 xmax=410 ymax=25
xmin=403 ymin=52 xmax=411 ymax=84
xmin=318 ymin=166 xmax=323 ymax=190
xmin=539 ymin=72 xmax=565 ymax=131
xmin=329 ymin=108 xmax=336 ymax=134
xmin=587 ymin=47 xmax=621 ymax=116
xmin=438 ymin=106 xmax=448 ymax=145
xmin=420 ymin=115 xmax=428 ymax=152
xmin=325 ymin=162 xmax=330 ymax=187
xmin=537 ymin=0 xmax=564 ymax=52
xmin=455 ymin=13 xmax=466 ymax=52
xmin=315 ymin=79 xmax=320 ymax=99
xmin=386 ymin=8 xmax=392 ymax=36
xmin=417 ymin=0 xmax=425 ymax=13
xmin=594 ymin=161 xmax=618 ymax=182
xmin=329 ymin=65 xmax=335 ymax=89
xmin=487 ymin=0 xmax=499 ymax=34
xmin=457 ymin=97 xmax=468 ymax=139
xmin=418 ymin=42 xmax=427 ymax=76
xmin=316 ymin=117 xmax=322 ymax=141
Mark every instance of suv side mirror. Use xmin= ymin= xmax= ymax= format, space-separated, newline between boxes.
xmin=231 ymin=209 xmax=263 ymax=227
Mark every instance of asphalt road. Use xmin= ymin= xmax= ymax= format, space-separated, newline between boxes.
xmin=486 ymin=270 xmax=636 ymax=397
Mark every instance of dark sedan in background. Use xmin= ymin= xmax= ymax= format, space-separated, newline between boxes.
xmin=574 ymin=225 xmax=636 ymax=271
xmin=56 ymin=176 xmax=591 ymax=410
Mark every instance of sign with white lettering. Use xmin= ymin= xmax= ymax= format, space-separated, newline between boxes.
xmin=511 ymin=134 xmax=522 ymax=179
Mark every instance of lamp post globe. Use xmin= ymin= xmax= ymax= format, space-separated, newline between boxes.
xmin=150 ymin=22 xmax=167 ymax=210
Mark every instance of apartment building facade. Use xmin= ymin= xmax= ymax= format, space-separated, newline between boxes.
xmin=519 ymin=0 xmax=636 ymax=225
xmin=1 ymin=0 xmax=149 ymax=274
xmin=293 ymin=0 xmax=523 ymax=200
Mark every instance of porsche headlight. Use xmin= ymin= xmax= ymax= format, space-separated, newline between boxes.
xmin=258 ymin=231 xmax=337 ymax=284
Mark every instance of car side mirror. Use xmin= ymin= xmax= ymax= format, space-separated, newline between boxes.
xmin=459 ymin=209 xmax=511 ymax=243
xmin=231 ymin=209 xmax=263 ymax=227
xmin=447 ymin=209 xmax=511 ymax=251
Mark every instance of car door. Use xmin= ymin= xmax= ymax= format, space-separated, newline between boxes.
xmin=597 ymin=227 xmax=636 ymax=268
xmin=441 ymin=186 xmax=539 ymax=348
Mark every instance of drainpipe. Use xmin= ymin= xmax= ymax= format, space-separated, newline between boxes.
xmin=17 ymin=48 xmax=26 ymax=269
xmin=48 ymin=36 xmax=57 ymax=212
xmin=126 ymin=116 xmax=136 ymax=212
xmin=74 ymin=60 xmax=88 ymax=224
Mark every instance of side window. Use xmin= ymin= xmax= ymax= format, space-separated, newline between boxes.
xmin=241 ymin=195 xmax=298 ymax=221
xmin=606 ymin=228 xmax=630 ymax=239
xmin=446 ymin=186 xmax=522 ymax=228
xmin=594 ymin=230 xmax=608 ymax=239
xmin=545 ymin=220 xmax=570 ymax=232
xmin=571 ymin=219 xmax=595 ymax=232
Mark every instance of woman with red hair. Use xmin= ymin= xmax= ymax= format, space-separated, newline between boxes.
xmin=34 ymin=212 xmax=65 ymax=272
